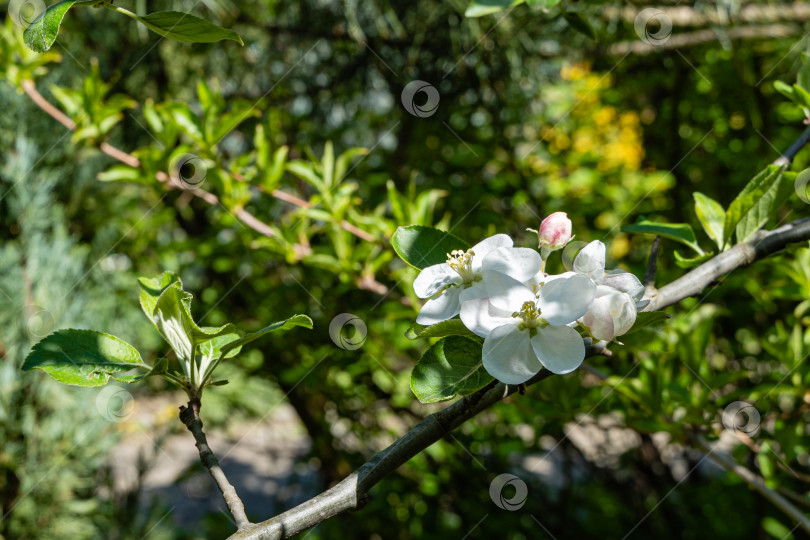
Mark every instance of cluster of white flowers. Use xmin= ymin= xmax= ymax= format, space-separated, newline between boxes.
xmin=413 ymin=213 xmax=648 ymax=385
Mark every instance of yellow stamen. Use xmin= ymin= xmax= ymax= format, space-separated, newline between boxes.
xmin=446 ymin=249 xmax=476 ymax=283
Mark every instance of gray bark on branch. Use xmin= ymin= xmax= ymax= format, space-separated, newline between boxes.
xmin=228 ymin=342 xmax=612 ymax=540
xmin=180 ymin=399 xmax=251 ymax=531
xmin=644 ymin=218 xmax=810 ymax=312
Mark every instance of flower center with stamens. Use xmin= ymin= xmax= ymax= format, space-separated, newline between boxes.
xmin=446 ymin=249 xmax=476 ymax=284
xmin=512 ymin=301 xmax=541 ymax=329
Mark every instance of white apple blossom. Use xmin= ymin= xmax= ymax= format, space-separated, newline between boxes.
xmin=572 ymin=240 xmax=648 ymax=341
xmin=460 ymin=272 xmax=596 ymax=384
xmin=413 ymin=234 xmax=542 ymax=325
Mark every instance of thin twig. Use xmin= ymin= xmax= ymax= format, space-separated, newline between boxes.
xmin=18 ymin=79 xmax=377 ymax=244
xmin=180 ymin=399 xmax=251 ymax=530
xmin=20 ymin=79 xmax=76 ymax=130
xmin=774 ymin=123 xmax=810 ymax=167
xmin=643 ymin=236 xmax=661 ymax=291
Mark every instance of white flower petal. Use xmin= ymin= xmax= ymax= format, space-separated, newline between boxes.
xmin=459 ymin=280 xmax=489 ymax=304
xmin=413 ymin=263 xmax=462 ymax=298
xmin=537 ymin=273 xmax=596 ymax=325
xmin=481 ymin=247 xmax=543 ymax=282
xmin=573 ymin=240 xmax=606 ymax=282
xmin=484 ymin=271 xmax=536 ymax=313
xmin=602 ymin=270 xmax=645 ymax=303
xmin=482 ymin=323 xmax=542 ymax=384
xmin=530 ymin=325 xmax=585 ymax=374
xmin=470 ymin=234 xmax=513 ymax=271
xmin=416 ymin=286 xmax=463 ymax=325
xmin=459 ymin=298 xmax=515 ymax=337
xmin=581 ymin=286 xmax=637 ymax=340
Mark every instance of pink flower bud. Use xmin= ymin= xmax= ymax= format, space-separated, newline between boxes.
xmin=537 ymin=212 xmax=572 ymax=250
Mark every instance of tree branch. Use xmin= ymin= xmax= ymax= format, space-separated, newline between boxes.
xmin=180 ymin=399 xmax=251 ymax=530
xmin=691 ymin=434 xmax=810 ymax=534
xmin=644 ymin=218 xmax=810 ymax=311
xmin=20 ymin=79 xmax=76 ymax=130
xmin=227 ymin=342 xmax=612 ymax=540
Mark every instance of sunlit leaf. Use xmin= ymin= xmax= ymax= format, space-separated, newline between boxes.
xmin=392 ymin=225 xmax=470 ymax=270
xmin=22 ymin=329 xmax=148 ymax=387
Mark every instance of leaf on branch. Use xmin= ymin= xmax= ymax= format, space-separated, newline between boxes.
xmin=735 ymin=170 xmax=794 ymax=244
xmin=23 ymin=0 xmax=77 ymax=53
xmin=465 ymin=0 xmax=524 ymax=17
xmin=405 ymin=319 xmax=481 ymax=341
xmin=563 ymin=12 xmax=594 ymax=39
xmin=110 ymin=7 xmax=244 ymax=45
xmin=219 ymin=314 xmax=313 ymax=357
xmin=22 ymin=329 xmax=149 ymax=387
xmin=693 ymin=192 xmax=726 ymax=251
xmin=723 ymin=164 xmax=786 ymax=245
xmin=620 ymin=219 xmax=704 ymax=255
xmin=138 ymin=271 xmax=182 ymax=328
xmin=624 ymin=312 xmax=670 ymax=336
xmin=410 ymin=336 xmax=493 ymax=403
xmin=151 ymin=283 xmax=239 ymax=361
xmin=115 ymin=357 xmax=169 ymax=383
xmin=392 ymin=225 xmax=470 ymax=270
xmin=673 ymin=250 xmax=713 ymax=269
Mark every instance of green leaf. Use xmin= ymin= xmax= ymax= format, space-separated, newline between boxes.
xmin=465 ymin=0 xmax=524 ymax=17
xmin=794 ymin=84 xmax=810 ymax=109
xmin=23 ymin=0 xmax=77 ymax=53
xmin=693 ymin=192 xmax=726 ymax=250
xmin=762 ymin=516 xmax=794 ymax=540
xmin=798 ymin=53 xmax=810 ymax=94
xmin=152 ymin=285 xmax=196 ymax=361
xmin=620 ymin=219 xmax=704 ymax=255
xmin=410 ymin=336 xmax=493 ymax=403
xmin=723 ymin=164 xmax=785 ymax=246
xmin=624 ymin=312 xmax=670 ymax=336
xmin=151 ymin=284 xmax=238 ymax=361
xmin=405 ymin=319 xmax=480 ymax=341
xmin=97 ymin=165 xmax=146 ymax=184
xmin=673 ymin=250 xmax=713 ymax=269
xmin=115 ymin=357 xmax=168 ymax=383
xmin=392 ymin=225 xmax=470 ymax=270
xmin=109 ymin=7 xmax=243 ymax=45
xmin=219 ymin=314 xmax=313 ymax=357
xmin=138 ymin=271 xmax=182 ymax=329
xmin=774 ymin=80 xmax=796 ymax=102
xmin=735 ymin=169 xmax=794 ymax=243
xmin=22 ymin=329 xmax=148 ymax=387
xmin=563 ymin=12 xmax=594 ymax=39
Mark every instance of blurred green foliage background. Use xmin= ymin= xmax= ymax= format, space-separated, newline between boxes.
xmin=2 ymin=0 xmax=810 ymax=538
